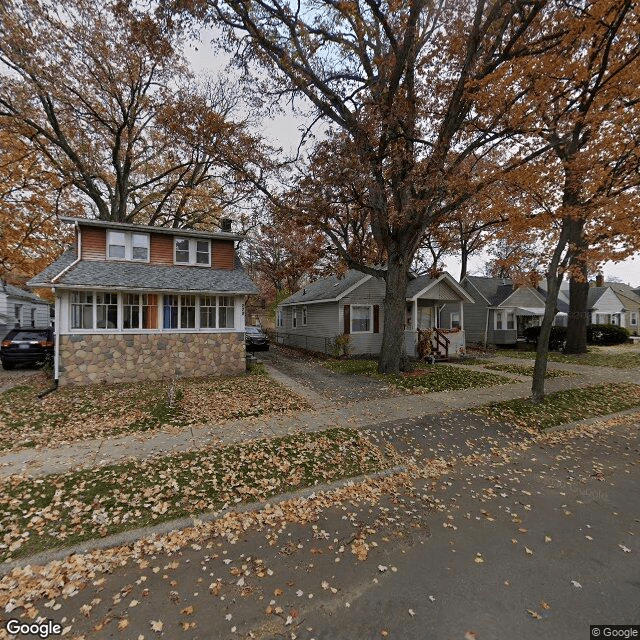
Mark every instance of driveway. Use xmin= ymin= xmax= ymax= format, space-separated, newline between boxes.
xmin=0 ymin=364 xmax=45 ymax=392
xmin=260 ymin=345 xmax=406 ymax=405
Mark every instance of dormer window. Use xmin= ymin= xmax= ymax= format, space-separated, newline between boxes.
xmin=174 ymin=237 xmax=211 ymax=266
xmin=107 ymin=230 xmax=149 ymax=262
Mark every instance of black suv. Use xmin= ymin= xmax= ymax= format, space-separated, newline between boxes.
xmin=1 ymin=328 xmax=54 ymax=370
xmin=245 ymin=326 xmax=270 ymax=352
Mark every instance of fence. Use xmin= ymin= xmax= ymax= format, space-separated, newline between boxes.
xmin=273 ymin=331 xmax=335 ymax=355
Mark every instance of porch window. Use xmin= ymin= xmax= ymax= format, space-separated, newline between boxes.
xmin=506 ymin=312 xmax=515 ymax=330
xmin=180 ymin=295 xmax=196 ymax=329
xmin=276 ymin=309 xmax=283 ymax=327
xmin=96 ymin=293 xmax=118 ymax=329
xmin=200 ymin=295 xmax=217 ymax=328
xmin=163 ymin=295 xmax=179 ymax=329
xmin=496 ymin=311 xmax=503 ymax=330
xmin=451 ymin=312 xmax=460 ymax=329
xmin=218 ymin=296 xmax=235 ymax=328
xmin=71 ymin=292 xmax=93 ymax=329
xmin=351 ymin=305 xmax=372 ymax=333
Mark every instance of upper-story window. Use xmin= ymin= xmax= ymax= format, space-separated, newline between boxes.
xmin=174 ymin=237 xmax=211 ymax=266
xmin=107 ymin=230 xmax=149 ymax=262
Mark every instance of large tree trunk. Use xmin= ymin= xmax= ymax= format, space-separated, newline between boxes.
xmin=565 ymin=261 xmax=589 ymax=353
xmin=378 ymin=257 xmax=410 ymax=374
xmin=564 ymin=220 xmax=589 ymax=353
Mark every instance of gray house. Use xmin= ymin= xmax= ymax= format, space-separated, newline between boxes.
xmin=0 ymin=283 xmax=51 ymax=336
xmin=276 ymin=270 xmax=474 ymax=357
xmin=443 ymin=276 xmax=570 ymax=346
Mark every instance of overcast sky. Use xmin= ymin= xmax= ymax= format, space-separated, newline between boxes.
xmin=186 ymin=35 xmax=640 ymax=287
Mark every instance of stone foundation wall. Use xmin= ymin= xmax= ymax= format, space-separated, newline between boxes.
xmin=58 ymin=332 xmax=245 ymax=386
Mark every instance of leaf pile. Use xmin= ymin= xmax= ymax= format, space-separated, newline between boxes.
xmin=0 ymin=427 xmax=386 ymax=561
xmin=472 ymin=383 xmax=640 ymax=431
xmin=323 ymin=359 xmax=513 ymax=392
xmin=0 ymin=370 xmax=310 ymax=452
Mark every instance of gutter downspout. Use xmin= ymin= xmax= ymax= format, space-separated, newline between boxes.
xmin=50 ymin=221 xmax=81 ymax=386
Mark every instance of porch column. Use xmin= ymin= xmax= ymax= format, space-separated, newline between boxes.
xmin=459 ymin=300 xmax=464 ymax=330
xmin=413 ymin=299 xmax=418 ymax=331
xmin=433 ymin=304 xmax=438 ymax=328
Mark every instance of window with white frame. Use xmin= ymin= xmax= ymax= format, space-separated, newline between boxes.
xmin=71 ymin=292 xmax=93 ymax=329
xmin=107 ymin=230 xmax=149 ymax=262
xmin=174 ymin=237 xmax=211 ymax=266
xmin=495 ymin=311 xmax=503 ymax=330
xmin=292 ymin=309 xmax=297 ymax=328
xmin=218 ymin=296 xmax=235 ymax=328
xmin=631 ymin=311 xmax=638 ymax=326
xmin=451 ymin=312 xmax=460 ymax=329
xmin=351 ymin=305 xmax=372 ymax=333
xmin=302 ymin=306 xmax=307 ymax=326
xmin=276 ymin=309 xmax=283 ymax=328
xmin=163 ymin=295 xmax=179 ymax=329
xmin=506 ymin=311 xmax=515 ymax=330
xmin=200 ymin=295 xmax=217 ymax=328
xmin=96 ymin=293 xmax=118 ymax=329
xmin=123 ymin=293 xmax=158 ymax=329
xmin=180 ymin=295 xmax=196 ymax=329
xmin=30 ymin=308 xmax=36 ymax=327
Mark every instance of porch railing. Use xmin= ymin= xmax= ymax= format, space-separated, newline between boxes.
xmin=432 ymin=328 xmax=450 ymax=358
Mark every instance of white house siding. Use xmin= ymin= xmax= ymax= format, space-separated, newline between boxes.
xmin=591 ymin=289 xmax=626 ymax=326
xmin=0 ymin=291 xmax=50 ymax=334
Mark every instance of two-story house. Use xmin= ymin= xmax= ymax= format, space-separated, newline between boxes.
xmin=28 ymin=217 xmax=257 ymax=386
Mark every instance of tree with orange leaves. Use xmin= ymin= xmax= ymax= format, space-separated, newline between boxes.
xmin=168 ymin=0 xmax=565 ymax=373
xmin=0 ymin=0 xmax=272 ymax=228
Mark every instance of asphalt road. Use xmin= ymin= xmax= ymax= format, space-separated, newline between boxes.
xmin=13 ymin=412 xmax=638 ymax=640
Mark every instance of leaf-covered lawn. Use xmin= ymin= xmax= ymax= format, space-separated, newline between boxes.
xmin=498 ymin=348 xmax=640 ymax=369
xmin=0 ymin=427 xmax=387 ymax=562
xmin=472 ymin=383 xmax=640 ymax=431
xmin=323 ymin=359 xmax=513 ymax=392
xmin=0 ymin=367 xmax=309 ymax=452
xmin=480 ymin=362 xmax=574 ymax=378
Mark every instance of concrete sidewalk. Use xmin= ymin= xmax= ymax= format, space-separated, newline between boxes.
xmin=0 ymin=359 xmax=627 ymax=479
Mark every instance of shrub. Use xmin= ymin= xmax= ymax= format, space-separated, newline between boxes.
xmin=587 ymin=324 xmax=629 ymax=346
xmin=523 ymin=325 xmax=567 ymax=351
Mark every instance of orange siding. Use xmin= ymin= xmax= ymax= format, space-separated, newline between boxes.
xmin=81 ymin=227 xmax=106 ymax=260
xmin=212 ymin=240 xmax=235 ymax=270
xmin=150 ymin=233 xmax=174 ymax=266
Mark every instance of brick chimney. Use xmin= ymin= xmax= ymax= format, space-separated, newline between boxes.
xmin=595 ymin=273 xmax=604 ymax=287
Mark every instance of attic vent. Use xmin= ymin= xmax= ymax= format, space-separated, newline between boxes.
xmin=220 ymin=218 xmax=232 ymax=232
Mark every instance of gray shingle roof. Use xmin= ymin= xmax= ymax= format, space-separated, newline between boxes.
xmin=279 ymin=270 xmax=373 ymax=305
xmin=587 ymin=287 xmax=607 ymax=309
xmin=465 ymin=276 xmax=514 ymax=305
xmin=28 ymin=252 xmax=257 ymax=294
xmin=1 ymin=283 xmax=47 ymax=304
xmin=406 ymin=275 xmax=437 ymax=298
xmin=27 ymin=249 xmax=78 ymax=287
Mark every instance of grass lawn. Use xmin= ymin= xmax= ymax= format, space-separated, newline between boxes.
xmin=480 ymin=362 xmax=574 ymax=378
xmin=0 ymin=427 xmax=387 ymax=562
xmin=472 ymin=383 xmax=640 ymax=431
xmin=323 ymin=359 xmax=513 ymax=392
xmin=498 ymin=347 xmax=640 ymax=369
xmin=0 ymin=366 xmax=309 ymax=452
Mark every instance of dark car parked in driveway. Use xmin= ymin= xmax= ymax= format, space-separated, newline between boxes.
xmin=245 ymin=326 xmax=269 ymax=352
xmin=1 ymin=328 xmax=54 ymax=369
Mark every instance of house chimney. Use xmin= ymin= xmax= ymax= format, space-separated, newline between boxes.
xmin=220 ymin=218 xmax=232 ymax=232
xmin=595 ymin=273 xmax=604 ymax=287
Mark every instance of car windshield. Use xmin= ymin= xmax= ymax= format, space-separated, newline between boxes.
xmin=246 ymin=327 xmax=263 ymax=335
xmin=10 ymin=331 xmax=50 ymax=341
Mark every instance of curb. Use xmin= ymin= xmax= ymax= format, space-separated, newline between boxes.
xmin=543 ymin=406 xmax=640 ymax=434
xmin=0 ymin=465 xmax=406 ymax=575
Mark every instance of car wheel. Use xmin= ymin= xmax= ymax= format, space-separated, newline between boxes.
xmin=1 ymin=360 xmax=15 ymax=370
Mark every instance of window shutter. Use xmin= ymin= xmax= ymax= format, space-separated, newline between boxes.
xmin=373 ymin=305 xmax=380 ymax=333
xmin=343 ymin=304 xmax=350 ymax=334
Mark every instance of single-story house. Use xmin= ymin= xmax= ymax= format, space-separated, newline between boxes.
xmin=600 ymin=281 xmax=640 ymax=335
xmin=587 ymin=286 xmax=629 ymax=329
xmin=444 ymin=276 xmax=570 ymax=346
xmin=276 ymin=270 xmax=474 ymax=358
xmin=0 ymin=282 xmax=51 ymax=336
xmin=28 ymin=217 xmax=258 ymax=386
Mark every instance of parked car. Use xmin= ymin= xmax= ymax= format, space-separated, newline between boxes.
xmin=1 ymin=328 xmax=54 ymax=370
xmin=245 ymin=326 xmax=269 ymax=352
